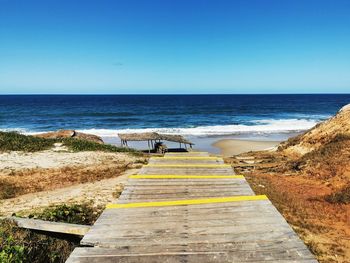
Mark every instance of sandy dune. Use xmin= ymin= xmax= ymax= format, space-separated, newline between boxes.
xmin=0 ymin=168 xmax=139 ymax=216
xmin=213 ymin=139 xmax=280 ymax=156
xmin=0 ymin=150 xmax=136 ymax=172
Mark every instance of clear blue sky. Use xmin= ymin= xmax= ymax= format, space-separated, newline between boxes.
xmin=1 ymin=0 xmax=350 ymax=94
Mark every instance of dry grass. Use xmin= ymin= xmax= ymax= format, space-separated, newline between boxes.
xmin=0 ymin=178 xmax=24 ymax=199
xmin=325 ymin=185 xmax=350 ymax=204
xmin=227 ymin=143 xmax=350 ymax=263
xmin=244 ymin=172 xmax=350 ymax=263
xmin=0 ymin=162 xmax=132 ymax=199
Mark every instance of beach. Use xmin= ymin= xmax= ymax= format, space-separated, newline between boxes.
xmin=212 ymin=139 xmax=280 ymax=156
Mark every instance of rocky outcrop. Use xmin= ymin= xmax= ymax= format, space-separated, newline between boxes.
xmin=35 ymin=130 xmax=104 ymax=144
xmin=279 ymin=103 xmax=350 ymax=156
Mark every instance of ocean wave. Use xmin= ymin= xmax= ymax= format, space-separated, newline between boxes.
xmin=2 ymin=118 xmax=319 ymax=137
xmin=75 ymin=119 xmax=318 ymax=137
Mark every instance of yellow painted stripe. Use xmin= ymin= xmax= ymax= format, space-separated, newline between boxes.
xmin=145 ymin=164 xmax=231 ymax=168
xmin=130 ymin=175 xmax=244 ymax=179
xmin=165 ymin=152 xmax=208 ymax=156
xmin=152 ymin=156 xmax=221 ymax=160
xmin=106 ymin=195 xmax=268 ymax=209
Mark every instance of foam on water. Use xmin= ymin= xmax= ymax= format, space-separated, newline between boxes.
xmin=72 ymin=118 xmax=318 ymax=137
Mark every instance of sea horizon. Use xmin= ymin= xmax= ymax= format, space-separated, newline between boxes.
xmin=1 ymin=93 xmax=350 ymax=95
xmin=1 ymin=94 xmax=349 ymax=147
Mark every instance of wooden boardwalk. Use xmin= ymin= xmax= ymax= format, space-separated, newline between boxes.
xmin=66 ymin=152 xmax=317 ymax=262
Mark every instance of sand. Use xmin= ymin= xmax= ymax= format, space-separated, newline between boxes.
xmin=0 ymin=149 xmax=146 ymax=205
xmin=0 ymin=150 xmax=137 ymax=173
xmin=0 ymin=168 xmax=139 ymax=216
xmin=212 ymin=139 xmax=280 ymax=156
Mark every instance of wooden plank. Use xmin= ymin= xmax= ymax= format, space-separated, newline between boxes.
xmin=67 ymin=247 xmax=317 ymax=263
xmin=139 ymin=168 xmax=235 ymax=175
xmin=105 ymin=195 xmax=268 ymax=209
xmin=120 ymin=187 xmax=254 ymax=194
xmin=68 ymin=240 xmax=314 ymax=256
xmin=66 ymin=151 xmax=316 ymax=263
xmin=149 ymin=160 xmax=225 ymax=164
xmin=8 ymin=217 xmax=90 ymax=236
xmin=149 ymin=158 xmax=223 ymax=160
xmin=81 ymin=229 xmax=302 ymax=247
xmin=129 ymin=174 xmax=243 ymax=179
xmin=141 ymin=166 xmax=233 ymax=169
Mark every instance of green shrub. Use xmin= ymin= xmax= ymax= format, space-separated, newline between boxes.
xmin=28 ymin=203 xmax=104 ymax=225
xmin=0 ymin=234 xmax=25 ymax=263
xmin=0 ymin=132 xmax=56 ymax=152
xmin=0 ymin=219 xmax=74 ymax=263
xmin=0 ymin=131 xmax=141 ymax=154
xmin=0 ymin=203 xmax=104 ymax=263
xmin=61 ymin=138 xmax=139 ymax=154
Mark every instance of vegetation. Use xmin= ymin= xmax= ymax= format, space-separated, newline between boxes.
xmin=284 ymin=133 xmax=350 ymax=178
xmin=277 ymin=132 xmax=304 ymax=150
xmin=0 ymin=203 xmax=103 ymax=263
xmin=0 ymin=131 xmax=140 ymax=154
xmin=27 ymin=203 xmax=104 ymax=225
xmin=61 ymin=137 xmax=140 ymax=154
xmin=228 ymin=144 xmax=350 ymax=262
xmin=300 ymin=133 xmax=350 ymax=162
xmin=0 ymin=178 xmax=23 ymax=199
xmin=325 ymin=185 xmax=350 ymax=204
xmin=0 ymin=131 xmax=56 ymax=152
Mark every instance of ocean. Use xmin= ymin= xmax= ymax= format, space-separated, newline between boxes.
xmin=1 ymin=94 xmax=349 ymax=151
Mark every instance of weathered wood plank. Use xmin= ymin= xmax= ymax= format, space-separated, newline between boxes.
xmin=8 ymin=217 xmax=90 ymax=236
xmin=67 ymin=240 xmax=314 ymax=256
xmin=149 ymin=159 xmax=224 ymax=164
xmin=67 ymin=248 xmax=317 ymax=263
xmin=81 ymin=229 xmax=299 ymax=247
xmin=66 ymin=151 xmax=316 ymax=263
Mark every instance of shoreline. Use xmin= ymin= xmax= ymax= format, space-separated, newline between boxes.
xmin=212 ymin=139 xmax=281 ymax=156
xmin=104 ymin=133 xmax=293 ymax=155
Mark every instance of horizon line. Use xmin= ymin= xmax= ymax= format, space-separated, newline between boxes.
xmin=1 ymin=93 xmax=350 ymax=96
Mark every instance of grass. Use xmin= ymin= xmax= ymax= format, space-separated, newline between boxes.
xmin=232 ymin=150 xmax=350 ymax=263
xmin=283 ymin=133 xmax=350 ymax=178
xmin=0 ymin=161 xmax=131 ymax=199
xmin=301 ymin=134 xmax=350 ymax=161
xmin=0 ymin=131 xmax=56 ymax=152
xmin=243 ymin=174 xmax=331 ymax=262
xmin=0 ymin=131 xmax=140 ymax=154
xmin=0 ymin=178 xmax=23 ymax=199
xmin=26 ymin=203 xmax=104 ymax=225
xmin=61 ymin=137 xmax=140 ymax=154
xmin=325 ymin=185 xmax=350 ymax=204
xmin=0 ymin=203 xmax=103 ymax=263
xmin=0 ymin=219 xmax=73 ymax=263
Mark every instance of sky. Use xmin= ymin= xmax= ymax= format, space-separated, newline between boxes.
xmin=0 ymin=0 xmax=350 ymax=94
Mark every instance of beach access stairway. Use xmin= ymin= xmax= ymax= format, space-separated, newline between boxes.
xmin=66 ymin=152 xmax=317 ymax=262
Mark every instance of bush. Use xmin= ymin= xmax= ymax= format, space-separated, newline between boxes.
xmin=0 ymin=132 xmax=56 ymax=152
xmin=28 ymin=203 xmax=104 ymax=225
xmin=0 ymin=178 xmax=23 ymax=199
xmin=325 ymin=185 xmax=350 ymax=204
xmin=0 ymin=131 xmax=141 ymax=154
xmin=0 ymin=203 xmax=104 ymax=263
xmin=61 ymin=138 xmax=139 ymax=154
xmin=0 ymin=234 xmax=25 ymax=263
xmin=0 ymin=219 xmax=74 ymax=263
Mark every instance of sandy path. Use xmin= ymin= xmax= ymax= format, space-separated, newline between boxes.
xmin=0 ymin=168 xmax=139 ymax=216
xmin=213 ymin=139 xmax=280 ymax=156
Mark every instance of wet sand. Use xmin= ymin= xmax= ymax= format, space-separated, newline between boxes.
xmin=212 ymin=139 xmax=281 ymax=156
